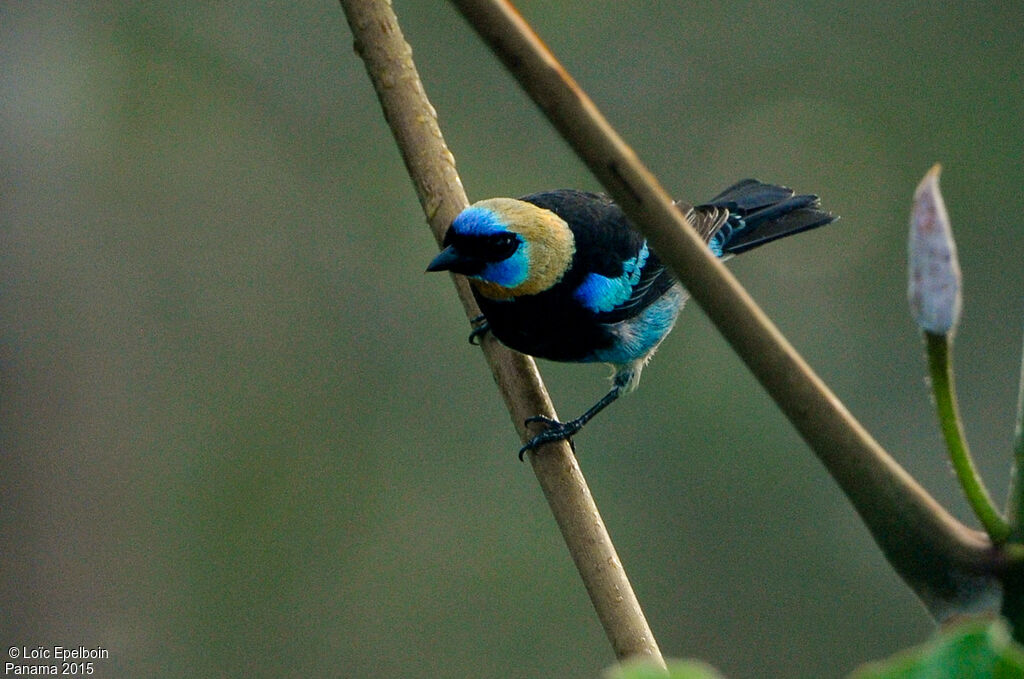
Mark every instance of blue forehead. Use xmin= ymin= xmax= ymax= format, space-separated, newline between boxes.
xmin=452 ymin=205 xmax=509 ymax=236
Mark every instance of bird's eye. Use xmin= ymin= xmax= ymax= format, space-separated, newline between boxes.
xmin=490 ymin=233 xmax=520 ymax=258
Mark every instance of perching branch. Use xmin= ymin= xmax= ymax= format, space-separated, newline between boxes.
xmin=447 ymin=0 xmax=1005 ymax=617
xmin=339 ymin=0 xmax=665 ymax=667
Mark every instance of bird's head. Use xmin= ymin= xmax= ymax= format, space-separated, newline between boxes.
xmin=427 ymin=198 xmax=575 ymax=300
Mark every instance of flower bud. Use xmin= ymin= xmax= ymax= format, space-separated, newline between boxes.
xmin=908 ymin=164 xmax=961 ymax=335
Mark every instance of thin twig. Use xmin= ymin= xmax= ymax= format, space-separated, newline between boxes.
xmin=1002 ymin=333 xmax=1024 ymax=637
xmin=448 ymin=0 xmax=1004 ymax=617
xmin=339 ymin=0 xmax=665 ymax=666
xmin=1007 ymin=331 xmax=1024 ymax=539
xmin=925 ymin=332 xmax=1009 ymax=542
xmin=906 ymin=168 xmax=1005 ymax=542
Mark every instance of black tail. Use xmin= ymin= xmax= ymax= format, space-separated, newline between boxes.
xmin=701 ymin=178 xmax=837 ymax=255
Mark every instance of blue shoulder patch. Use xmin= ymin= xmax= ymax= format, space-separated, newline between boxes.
xmin=574 ymin=273 xmax=631 ymax=312
xmin=573 ymin=244 xmax=649 ymax=313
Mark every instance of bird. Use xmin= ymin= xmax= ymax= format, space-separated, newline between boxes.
xmin=427 ymin=179 xmax=837 ymax=457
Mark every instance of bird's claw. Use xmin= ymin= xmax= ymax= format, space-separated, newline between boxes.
xmin=467 ymin=315 xmax=490 ymax=345
xmin=518 ymin=416 xmax=581 ymax=460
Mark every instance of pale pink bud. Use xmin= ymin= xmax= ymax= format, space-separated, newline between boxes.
xmin=908 ymin=164 xmax=962 ymax=335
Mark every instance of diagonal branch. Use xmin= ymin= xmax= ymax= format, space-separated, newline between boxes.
xmin=339 ymin=0 xmax=665 ymax=666
xmin=447 ymin=0 xmax=1004 ymax=618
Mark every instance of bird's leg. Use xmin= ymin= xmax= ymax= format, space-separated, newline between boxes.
xmin=519 ymin=385 xmax=622 ymax=459
xmin=467 ymin=314 xmax=490 ymax=345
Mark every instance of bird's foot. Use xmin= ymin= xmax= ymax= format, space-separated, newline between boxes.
xmin=467 ymin=315 xmax=490 ymax=345
xmin=519 ymin=415 xmax=582 ymax=460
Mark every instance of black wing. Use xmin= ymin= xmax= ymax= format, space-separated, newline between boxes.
xmin=521 ymin=189 xmax=678 ymax=324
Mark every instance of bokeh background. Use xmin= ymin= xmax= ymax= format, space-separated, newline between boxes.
xmin=3 ymin=2 xmax=1022 ymax=677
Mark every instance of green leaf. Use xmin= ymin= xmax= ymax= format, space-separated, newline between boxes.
xmin=850 ymin=617 xmax=1024 ymax=679
xmin=604 ymin=658 xmax=727 ymax=679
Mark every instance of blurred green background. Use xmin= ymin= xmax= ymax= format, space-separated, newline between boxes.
xmin=2 ymin=2 xmax=1022 ymax=677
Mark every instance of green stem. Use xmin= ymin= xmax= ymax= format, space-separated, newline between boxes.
xmin=926 ymin=331 xmax=1010 ymax=542
xmin=1006 ymin=330 xmax=1024 ymax=539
